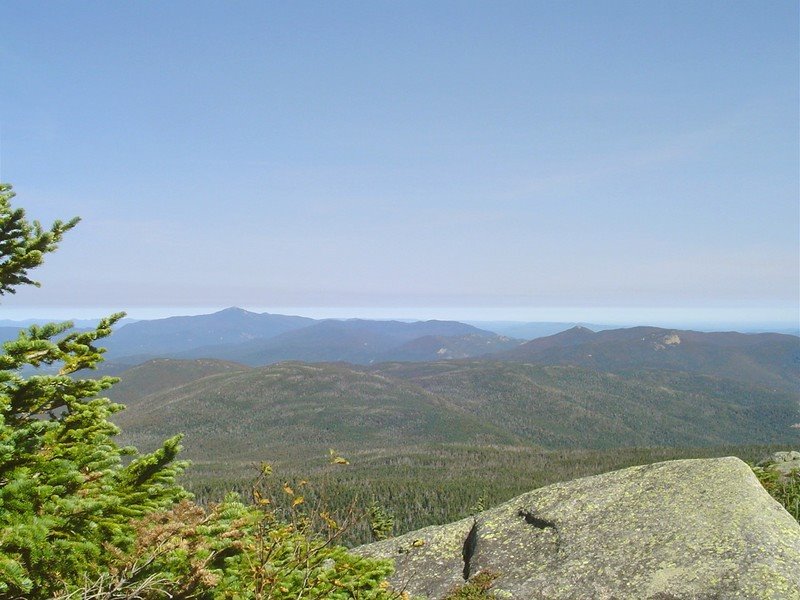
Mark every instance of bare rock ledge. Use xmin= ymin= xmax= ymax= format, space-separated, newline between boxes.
xmin=354 ymin=457 xmax=800 ymax=599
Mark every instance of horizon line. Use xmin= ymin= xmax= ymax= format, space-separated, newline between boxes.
xmin=0 ymin=304 xmax=797 ymax=331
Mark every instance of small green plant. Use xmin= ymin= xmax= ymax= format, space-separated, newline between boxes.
xmin=368 ymin=499 xmax=396 ymax=541
xmin=228 ymin=461 xmax=395 ymax=599
xmin=468 ymin=490 xmax=488 ymax=516
xmin=753 ymin=465 xmax=800 ymax=523
xmin=53 ymin=491 xmax=397 ymax=599
xmin=441 ymin=571 xmax=500 ymax=599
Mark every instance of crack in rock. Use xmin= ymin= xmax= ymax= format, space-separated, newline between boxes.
xmin=461 ymin=519 xmax=479 ymax=581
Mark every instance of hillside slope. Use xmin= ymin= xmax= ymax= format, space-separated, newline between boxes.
xmin=112 ymin=361 xmax=521 ymax=464
xmin=374 ymin=333 xmax=522 ymax=362
xmin=107 ymin=358 xmax=250 ymax=406
xmin=109 ymin=357 xmax=800 ymax=472
xmin=498 ymin=325 xmax=800 ymax=390
xmin=372 ymin=361 xmax=800 ymax=448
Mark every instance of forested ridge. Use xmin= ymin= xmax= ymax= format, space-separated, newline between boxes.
xmin=108 ymin=358 xmax=799 ymax=467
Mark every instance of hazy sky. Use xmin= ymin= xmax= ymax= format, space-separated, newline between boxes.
xmin=1 ymin=1 xmax=798 ymax=325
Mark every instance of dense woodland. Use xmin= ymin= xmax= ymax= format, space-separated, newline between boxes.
xmin=184 ymin=443 xmax=798 ymax=544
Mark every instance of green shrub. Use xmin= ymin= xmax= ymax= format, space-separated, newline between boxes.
xmin=752 ymin=464 xmax=800 ymax=522
xmin=441 ymin=571 xmax=500 ymax=599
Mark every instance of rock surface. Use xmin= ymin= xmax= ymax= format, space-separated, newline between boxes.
xmin=355 ymin=457 xmax=800 ymax=599
xmin=764 ymin=451 xmax=800 ymax=478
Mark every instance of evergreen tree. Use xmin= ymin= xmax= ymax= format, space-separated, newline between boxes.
xmin=0 ymin=183 xmax=188 ymax=597
xmin=0 ymin=183 xmax=395 ymax=599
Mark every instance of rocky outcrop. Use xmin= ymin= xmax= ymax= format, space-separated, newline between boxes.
xmin=762 ymin=451 xmax=800 ymax=478
xmin=355 ymin=457 xmax=800 ymax=599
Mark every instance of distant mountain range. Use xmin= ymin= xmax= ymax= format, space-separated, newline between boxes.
xmin=3 ymin=308 xmax=798 ymax=394
xmin=466 ymin=321 xmax=610 ymax=340
xmin=96 ymin=309 xmax=799 ymax=390
xmin=176 ymin=317 xmax=522 ymax=365
xmin=470 ymin=320 xmax=800 ymax=338
xmin=101 ymin=307 xmax=315 ymax=359
xmin=497 ymin=325 xmax=800 ymax=391
xmin=4 ymin=308 xmax=796 ymax=393
xmin=95 ymin=307 xmax=525 ymax=366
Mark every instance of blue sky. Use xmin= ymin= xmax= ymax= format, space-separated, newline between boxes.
xmin=1 ymin=1 xmax=798 ymax=327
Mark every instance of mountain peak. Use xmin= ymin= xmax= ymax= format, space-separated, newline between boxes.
xmin=215 ymin=306 xmax=253 ymax=316
xmin=556 ymin=325 xmax=596 ymax=338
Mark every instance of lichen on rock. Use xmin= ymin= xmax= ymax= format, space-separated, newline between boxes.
xmin=354 ymin=457 xmax=800 ymax=599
